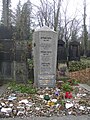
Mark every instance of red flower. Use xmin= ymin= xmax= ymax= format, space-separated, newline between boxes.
xmin=65 ymin=92 xmax=72 ymax=99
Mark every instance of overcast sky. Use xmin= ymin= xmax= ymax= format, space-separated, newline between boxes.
xmin=0 ymin=0 xmax=39 ymax=17
xmin=0 ymin=0 xmax=90 ymax=27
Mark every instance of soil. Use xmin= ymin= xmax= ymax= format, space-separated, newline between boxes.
xmin=69 ymin=68 xmax=90 ymax=85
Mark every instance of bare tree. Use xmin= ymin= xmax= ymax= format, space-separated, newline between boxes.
xmin=59 ymin=0 xmax=83 ymax=66
xmin=53 ymin=0 xmax=61 ymax=31
xmin=14 ymin=0 xmax=32 ymax=40
xmin=15 ymin=0 xmax=22 ymax=39
xmin=36 ymin=0 xmax=53 ymax=27
xmin=36 ymin=0 xmax=62 ymax=31
xmin=20 ymin=0 xmax=32 ymax=40
xmin=83 ymin=0 xmax=88 ymax=57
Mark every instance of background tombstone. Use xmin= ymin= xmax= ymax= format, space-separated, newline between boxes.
xmin=33 ymin=26 xmax=58 ymax=87
xmin=0 ymin=26 xmax=13 ymax=39
xmin=13 ymin=40 xmax=28 ymax=83
xmin=57 ymin=40 xmax=67 ymax=63
xmin=86 ymin=50 xmax=90 ymax=57
xmin=0 ymin=39 xmax=14 ymax=82
xmin=0 ymin=38 xmax=28 ymax=83
xmin=69 ymin=41 xmax=80 ymax=61
xmin=57 ymin=40 xmax=68 ymax=80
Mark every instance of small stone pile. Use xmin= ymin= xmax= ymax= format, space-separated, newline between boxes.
xmin=0 ymin=85 xmax=90 ymax=118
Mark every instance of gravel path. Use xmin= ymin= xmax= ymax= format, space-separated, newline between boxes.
xmin=0 ymin=115 xmax=90 ymax=120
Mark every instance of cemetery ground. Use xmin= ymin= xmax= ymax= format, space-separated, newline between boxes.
xmin=0 ymin=58 xmax=90 ymax=119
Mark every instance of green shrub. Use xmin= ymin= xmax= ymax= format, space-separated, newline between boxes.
xmin=60 ymin=100 xmax=65 ymax=106
xmin=68 ymin=79 xmax=80 ymax=85
xmin=69 ymin=61 xmax=88 ymax=72
xmin=27 ymin=59 xmax=33 ymax=69
xmin=62 ymin=82 xmax=73 ymax=92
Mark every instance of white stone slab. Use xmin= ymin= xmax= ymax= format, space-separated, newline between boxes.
xmin=79 ymin=84 xmax=90 ymax=92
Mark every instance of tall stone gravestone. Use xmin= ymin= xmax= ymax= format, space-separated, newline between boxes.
xmin=14 ymin=40 xmax=28 ymax=83
xmin=33 ymin=26 xmax=58 ymax=87
xmin=69 ymin=41 xmax=80 ymax=61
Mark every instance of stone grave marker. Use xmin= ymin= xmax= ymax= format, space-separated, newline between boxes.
xmin=69 ymin=41 xmax=80 ymax=61
xmin=33 ymin=26 xmax=58 ymax=87
xmin=57 ymin=40 xmax=67 ymax=63
xmin=0 ymin=39 xmax=14 ymax=80
xmin=13 ymin=40 xmax=28 ymax=83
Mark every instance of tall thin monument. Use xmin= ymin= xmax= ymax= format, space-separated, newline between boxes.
xmin=33 ymin=26 xmax=58 ymax=87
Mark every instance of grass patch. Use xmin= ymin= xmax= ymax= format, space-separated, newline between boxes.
xmin=8 ymin=80 xmax=37 ymax=94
